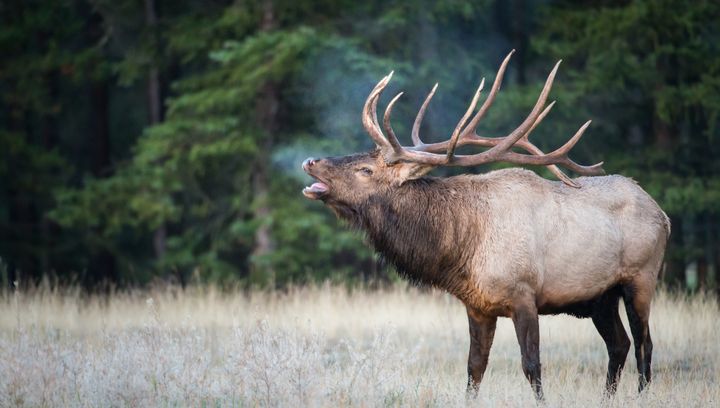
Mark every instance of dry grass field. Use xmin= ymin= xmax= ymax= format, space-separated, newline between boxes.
xmin=0 ymin=284 xmax=717 ymax=407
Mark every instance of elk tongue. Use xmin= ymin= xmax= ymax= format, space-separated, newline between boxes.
xmin=304 ymin=182 xmax=328 ymax=194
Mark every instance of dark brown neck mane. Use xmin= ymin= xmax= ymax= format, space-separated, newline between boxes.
xmin=335 ymin=177 xmax=481 ymax=291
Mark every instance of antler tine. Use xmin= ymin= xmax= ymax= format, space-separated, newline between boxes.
xmin=459 ymin=50 xmax=515 ymax=141
xmin=362 ymin=72 xmax=394 ymax=149
xmin=383 ymin=92 xmax=405 ymax=152
xmin=488 ymin=60 xmax=561 ymax=155
xmin=446 ymin=78 xmax=484 ymax=161
xmin=357 ymin=55 xmax=604 ymax=186
xmin=445 ymin=50 xmax=560 ymax=162
xmin=514 ymin=143 xmax=580 ymax=187
xmin=524 ymin=101 xmax=555 ymax=141
xmin=516 ymin=100 xmax=578 ymax=186
xmin=451 ymin=119 xmax=603 ymax=174
xmin=370 ymin=72 xmax=393 ymax=138
xmin=411 ymin=83 xmax=438 ymax=146
xmin=549 ymin=120 xmax=594 ymax=159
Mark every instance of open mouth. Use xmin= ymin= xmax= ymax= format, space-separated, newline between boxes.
xmin=303 ymin=179 xmax=329 ymax=199
xmin=302 ymin=158 xmax=330 ymax=199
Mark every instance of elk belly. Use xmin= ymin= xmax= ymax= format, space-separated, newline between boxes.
xmin=538 ymin=207 xmax=623 ymax=307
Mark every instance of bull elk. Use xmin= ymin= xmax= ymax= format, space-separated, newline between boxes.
xmin=301 ymin=51 xmax=670 ymax=400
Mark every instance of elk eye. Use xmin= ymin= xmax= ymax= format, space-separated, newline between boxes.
xmin=358 ymin=167 xmax=373 ymax=176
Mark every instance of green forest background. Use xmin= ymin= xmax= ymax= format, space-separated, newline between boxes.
xmin=1 ymin=0 xmax=718 ymax=293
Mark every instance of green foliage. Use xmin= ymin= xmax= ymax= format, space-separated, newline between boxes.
xmin=2 ymin=0 xmax=718 ymax=290
xmin=534 ymin=0 xmax=720 ymax=211
xmin=48 ymin=0 xmax=509 ymax=286
xmin=54 ymin=25 xmax=320 ymax=284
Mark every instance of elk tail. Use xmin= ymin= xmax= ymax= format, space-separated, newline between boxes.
xmin=661 ymin=210 xmax=671 ymax=240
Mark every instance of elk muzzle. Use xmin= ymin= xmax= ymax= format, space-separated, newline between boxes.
xmin=302 ymin=157 xmax=330 ymax=199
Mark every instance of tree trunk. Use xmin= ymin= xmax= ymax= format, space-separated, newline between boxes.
xmin=714 ymin=220 xmax=720 ymax=301
xmin=493 ymin=0 xmax=529 ymax=85
xmin=85 ymin=5 xmax=117 ymax=290
xmin=653 ymin=113 xmax=674 ymax=149
xmin=144 ymin=0 xmax=167 ymax=261
xmin=249 ymin=0 xmax=278 ymax=286
xmin=511 ymin=0 xmax=529 ymax=85
xmin=697 ymin=217 xmax=717 ymax=296
xmin=88 ymin=78 xmax=117 ymax=289
xmin=40 ymin=70 xmax=60 ymax=275
xmin=653 ymin=78 xmax=677 ymax=150
xmin=90 ymin=81 xmax=111 ymax=175
xmin=6 ymin=181 xmax=35 ymax=287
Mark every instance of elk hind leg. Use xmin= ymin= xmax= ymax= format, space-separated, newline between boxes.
xmin=591 ymin=286 xmax=630 ymax=395
xmin=623 ymin=278 xmax=655 ymax=392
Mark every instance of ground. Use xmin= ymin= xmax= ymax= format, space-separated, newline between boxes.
xmin=0 ymin=285 xmax=717 ymax=407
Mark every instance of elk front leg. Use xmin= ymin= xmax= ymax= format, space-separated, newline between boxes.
xmin=466 ymin=308 xmax=497 ymax=396
xmin=512 ymin=301 xmax=543 ymax=401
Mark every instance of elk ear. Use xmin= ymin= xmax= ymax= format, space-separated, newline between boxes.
xmin=392 ymin=162 xmax=434 ymax=186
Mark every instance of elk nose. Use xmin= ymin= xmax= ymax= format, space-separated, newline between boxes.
xmin=302 ymin=158 xmax=316 ymax=171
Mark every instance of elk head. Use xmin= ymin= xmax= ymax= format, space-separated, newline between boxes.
xmin=303 ymin=50 xmax=605 ymax=211
xmin=301 ymin=149 xmax=432 ymax=209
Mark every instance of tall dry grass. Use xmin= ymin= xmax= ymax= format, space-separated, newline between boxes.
xmin=0 ymin=284 xmax=717 ymax=407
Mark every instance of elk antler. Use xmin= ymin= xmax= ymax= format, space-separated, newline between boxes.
xmin=360 ymin=50 xmax=604 ymax=187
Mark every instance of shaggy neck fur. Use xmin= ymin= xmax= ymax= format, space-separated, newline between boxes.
xmin=332 ymin=176 xmax=483 ymax=294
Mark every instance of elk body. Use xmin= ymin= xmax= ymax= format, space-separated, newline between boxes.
xmin=301 ymin=51 xmax=670 ymax=400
